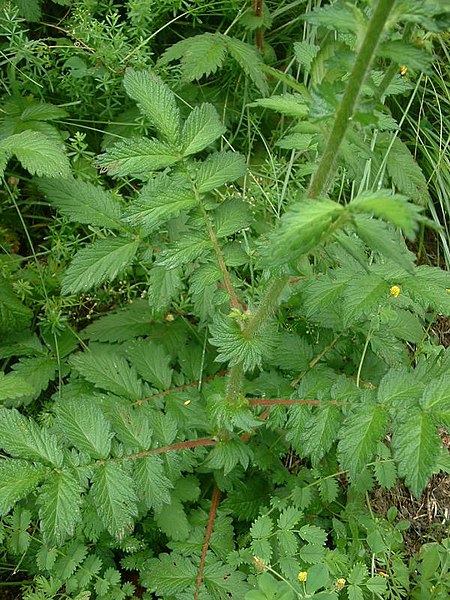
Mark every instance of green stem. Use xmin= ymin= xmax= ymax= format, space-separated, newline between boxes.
xmin=307 ymin=0 xmax=398 ymax=199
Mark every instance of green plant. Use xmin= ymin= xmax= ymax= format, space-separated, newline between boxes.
xmin=0 ymin=1 xmax=449 ymax=598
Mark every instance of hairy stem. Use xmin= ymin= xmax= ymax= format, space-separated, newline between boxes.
xmin=194 ymin=486 xmax=221 ymax=600
xmin=307 ymin=0 xmax=398 ymax=199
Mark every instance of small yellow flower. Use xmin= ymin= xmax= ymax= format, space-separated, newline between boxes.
xmin=389 ymin=285 xmax=401 ymax=298
xmin=298 ymin=571 xmax=308 ymax=583
xmin=446 ymin=289 xmax=450 ymax=294
xmin=336 ymin=578 xmax=346 ymax=591
xmin=399 ymin=65 xmax=408 ymax=76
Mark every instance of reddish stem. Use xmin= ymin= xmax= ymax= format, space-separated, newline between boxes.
xmin=137 ymin=370 xmax=228 ymax=405
xmin=126 ymin=438 xmax=216 ymax=460
xmin=194 ymin=486 xmax=221 ymax=600
xmin=249 ymin=398 xmax=350 ymax=407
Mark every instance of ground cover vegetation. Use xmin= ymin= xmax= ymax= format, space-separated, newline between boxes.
xmin=0 ymin=0 xmax=449 ymax=598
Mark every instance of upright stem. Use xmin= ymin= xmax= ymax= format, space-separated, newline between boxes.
xmin=225 ymin=0 xmax=398 ymax=404
xmin=307 ymin=0 xmax=397 ymax=199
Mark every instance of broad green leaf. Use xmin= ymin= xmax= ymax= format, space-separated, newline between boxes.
xmin=341 ymin=273 xmax=390 ymax=326
xmin=107 ymin=405 xmax=152 ymax=451
xmin=91 ymin=462 xmax=138 ymax=540
xmin=147 ymin=265 xmax=183 ymax=314
xmin=294 ymin=41 xmax=320 ymax=70
xmin=62 ymin=237 xmax=138 ymax=295
xmin=250 ymin=515 xmax=273 ymax=539
xmin=0 ymin=130 xmax=70 ymax=177
xmin=302 ymin=406 xmax=341 ymax=466
xmin=277 ymin=507 xmax=302 ymax=530
xmin=299 ymin=524 xmax=327 ymax=546
xmin=55 ymin=399 xmax=112 ymax=459
xmin=420 ymin=374 xmax=450 ymax=424
xmin=365 ymin=576 xmax=388 ymax=595
xmin=267 ymin=199 xmax=347 ymax=264
xmin=378 ymin=40 xmax=434 ymax=72
xmin=69 ymin=349 xmax=144 ymax=401
xmin=0 ymin=280 xmax=33 ymax=334
xmin=223 ymin=35 xmax=268 ymax=95
xmin=155 ymin=236 xmax=211 ymax=270
xmin=181 ymin=103 xmax=225 ymax=156
xmin=249 ymin=93 xmax=308 ymax=117
xmin=155 ymin=497 xmax=190 ymax=541
xmin=141 ymin=553 xmax=196 ymax=596
xmin=0 ymin=408 xmax=63 ymax=467
xmin=377 ymin=367 xmax=424 ymax=409
xmin=306 ymin=563 xmax=330 ymax=594
xmin=122 ymin=173 xmax=197 ymax=234
xmin=196 ymin=151 xmax=247 ymax=193
xmin=392 ymin=411 xmax=441 ymax=497
xmin=96 ymin=137 xmax=180 ymax=178
xmin=350 ymin=191 xmax=422 ymax=239
xmin=338 ymin=403 xmax=388 ymax=481
xmin=83 ymin=299 xmax=153 ymax=343
xmin=53 ymin=541 xmax=88 ymax=580
xmin=10 ymin=355 xmax=58 ymax=402
xmin=277 ymin=132 xmax=314 ymax=150
xmin=125 ymin=339 xmax=173 ymax=390
xmin=38 ymin=470 xmax=83 ymax=546
xmin=353 ymin=216 xmax=416 ymax=272
xmin=159 ymin=32 xmax=227 ymax=81
xmin=133 ymin=455 xmax=173 ymax=511
xmin=306 ymin=3 xmax=364 ymax=33
xmin=0 ymin=459 xmax=47 ymax=515
xmin=19 ymin=102 xmax=67 ymax=122
xmin=0 ymin=372 xmax=34 ymax=402
xmin=38 ymin=178 xmax=123 ymax=230
xmin=123 ymin=68 xmax=180 ymax=145
xmin=214 ymin=198 xmax=252 ymax=238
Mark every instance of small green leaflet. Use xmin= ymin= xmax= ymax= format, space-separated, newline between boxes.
xmin=122 ymin=173 xmax=197 ymax=235
xmin=250 ymin=514 xmax=273 ymax=539
xmin=55 ymin=399 xmax=112 ymax=459
xmin=392 ymin=411 xmax=441 ymax=497
xmin=0 ymin=279 xmax=33 ymax=334
xmin=125 ymin=339 xmax=173 ymax=390
xmin=155 ymin=497 xmax=190 ymax=541
xmin=341 ymin=273 xmax=390 ymax=326
xmin=134 ymin=455 xmax=173 ymax=511
xmin=349 ymin=190 xmax=422 ymax=239
xmin=141 ymin=553 xmax=197 ymax=596
xmin=181 ymin=103 xmax=225 ymax=156
xmin=0 ymin=408 xmax=63 ymax=467
xmin=0 ymin=130 xmax=70 ymax=177
xmin=38 ymin=470 xmax=83 ymax=546
xmin=83 ymin=299 xmax=153 ymax=343
xmin=95 ymin=137 xmax=180 ymax=178
xmin=147 ymin=265 xmax=183 ymax=314
xmin=91 ymin=462 xmax=138 ymax=540
xmin=0 ymin=372 xmax=34 ymax=402
xmin=0 ymin=459 xmax=47 ymax=515
xmin=69 ymin=349 xmax=144 ymax=401
xmin=420 ymin=374 xmax=450 ymax=424
xmin=37 ymin=178 xmax=123 ymax=230
xmin=123 ymin=68 xmax=180 ymax=145
xmin=301 ymin=406 xmax=341 ymax=467
xmin=62 ymin=237 xmax=139 ymax=295
xmin=107 ymin=405 xmax=152 ymax=451
xmin=196 ymin=151 xmax=247 ymax=193
xmin=53 ymin=541 xmax=88 ymax=581
xmin=155 ymin=236 xmax=211 ymax=270
xmin=223 ymin=35 xmax=268 ymax=95
xmin=338 ymin=403 xmax=388 ymax=482
xmin=276 ymin=132 xmax=314 ymax=150
xmin=10 ymin=355 xmax=58 ymax=402
xmin=214 ymin=198 xmax=252 ymax=238
xmin=266 ymin=199 xmax=347 ymax=264
xmin=249 ymin=93 xmax=308 ymax=117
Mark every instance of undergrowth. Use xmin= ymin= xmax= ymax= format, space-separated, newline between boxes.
xmin=0 ymin=1 xmax=449 ymax=599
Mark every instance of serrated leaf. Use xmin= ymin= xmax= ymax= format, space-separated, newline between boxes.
xmin=353 ymin=216 xmax=416 ymax=272
xmin=223 ymin=35 xmax=268 ymax=95
xmin=159 ymin=32 xmax=227 ymax=81
xmin=214 ymin=198 xmax=251 ymax=238
xmin=62 ymin=237 xmax=138 ymax=295
xmin=181 ymin=103 xmax=225 ymax=156
xmin=106 ymin=405 xmax=152 ymax=451
xmin=54 ymin=541 xmax=88 ymax=580
xmin=10 ymin=355 xmax=58 ymax=402
xmin=0 ymin=372 xmax=34 ymax=402
xmin=374 ymin=444 xmax=397 ymax=489
xmin=0 ymin=408 xmax=63 ymax=467
xmin=319 ymin=477 xmax=339 ymax=503
xmin=378 ymin=40 xmax=434 ymax=72
xmin=70 ymin=348 xmax=143 ymax=401
xmin=302 ymin=406 xmax=341 ymax=466
xmin=83 ymin=299 xmax=153 ymax=343
xmin=122 ymin=173 xmax=197 ymax=235
xmin=277 ymin=132 xmax=314 ymax=150
xmin=365 ymin=575 xmax=388 ymax=594
xmin=37 ymin=178 xmax=123 ymax=229
xmin=420 ymin=374 xmax=450 ymax=423
xmin=267 ymin=199 xmax=347 ymax=264
xmin=125 ymin=339 xmax=173 ymax=390
xmin=55 ymin=399 xmax=112 ymax=458
xmin=298 ymin=543 xmax=326 ymax=563
xmin=205 ymin=439 xmax=253 ymax=475
xmin=96 ymin=137 xmax=180 ymax=178
xmin=306 ymin=3 xmax=363 ymax=33
xmin=342 ymin=273 xmax=390 ymax=326
xmin=299 ymin=524 xmax=328 ymax=546
xmin=277 ymin=506 xmax=302 ymax=530
xmin=0 ymin=130 xmax=70 ymax=177
xmin=392 ymin=411 xmax=441 ymax=497
xmin=249 ymin=94 xmax=308 ymax=117
xmin=147 ymin=265 xmax=183 ymax=313
xmin=0 ymin=459 xmax=47 ymax=515
xmin=38 ymin=470 xmax=83 ymax=546
xmin=338 ymin=403 xmax=388 ymax=482
xmin=155 ymin=497 xmax=190 ymax=541
xmin=123 ymin=68 xmax=180 ymax=145
xmin=294 ymin=41 xmax=320 ymax=70
xmin=0 ymin=280 xmax=33 ymax=334
xmin=350 ymin=191 xmax=422 ymax=239
xmin=196 ymin=151 xmax=247 ymax=193
xmin=134 ymin=455 xmax=173 ymax=511
xmin=141 ymin=553 xmax=196 ymax=595
xmin=91 ymin=462 xmax=138 ymax=539
xmin=155 ymin=236 xmax=211 ymax=270
xmin=251 ymin=514 xmax=273 ymax=539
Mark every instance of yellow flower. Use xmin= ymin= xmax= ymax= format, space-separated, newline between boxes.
xmin=336 ymin=578 xmax=346 ymax=591
xmin=298 ymin=571 xmax=308 ymax=583
xmin=389 ymin=285 xmax=401 ymax=298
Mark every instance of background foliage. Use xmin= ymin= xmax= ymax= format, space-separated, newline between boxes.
xmin=0 ymin=0 xmax=449 ymax=598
